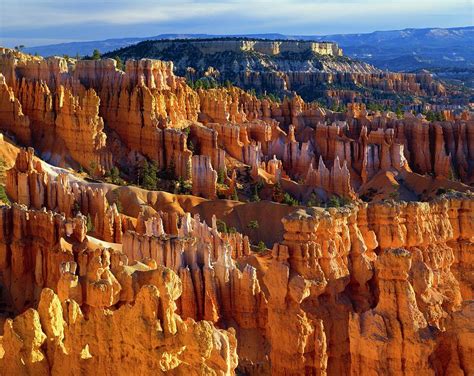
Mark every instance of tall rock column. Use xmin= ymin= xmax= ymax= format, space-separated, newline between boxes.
xmin=192 ymin=155 xmax=217 ymax=199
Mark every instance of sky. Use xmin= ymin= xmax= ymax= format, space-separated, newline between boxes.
xmin=1 ymin=0 xmax=473 ymax=47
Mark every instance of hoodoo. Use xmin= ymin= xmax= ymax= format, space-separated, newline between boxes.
xmin=0 ymin=16 xmax=473 ymax=376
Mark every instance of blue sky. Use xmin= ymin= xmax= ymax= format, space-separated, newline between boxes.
xmin=1 ymin=0 xmax=473 ymax=47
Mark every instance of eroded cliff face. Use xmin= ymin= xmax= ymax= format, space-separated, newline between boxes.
xmin=1 ymin=284 xmax=238 ymax=375
xmin=103 ymin=38 xmax=448 ymax=106
xmin=0 ymin=48 xmax=473 ymax=375
xmin=0 ymin=148 xmax=472 ymax=375
xmin=0 ymin=49 xmax=472 ymax=204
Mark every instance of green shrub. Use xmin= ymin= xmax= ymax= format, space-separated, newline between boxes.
xmin=157 ymin=160 xmax=176 ymax=181
xmin=216 ymin=219 xmax=228 ymax=233
xmin=92 ymin=49 xmax=101 ymax=60
xmin=73 ymin=201 xmax=81 ymax=215
xmin=217 ymin=169 xmax=226 ymax=184
xmin=306 ymin=192 xmax=321 ymax=207
xmin=327 ymin=195 xmax=351 ymax=208
xmin=86 ymin=214 xmax=94 ymax=232
xmin=327 ymin=196 xmax=341 ymax=208
xmin=282 ymin=192 xmax=299 ymax=206
xmin=255 ymin=241 xmax=266 ymax=253
xmin=251 ymin=185 xmax=261 ymax=202
xmin=138 ymin=160 xmax=159 ymax=190
xmin=114 ymin=55 xmax=124 ymax=71
xmin=0 ymin=186 xmax=10 ymax=204
xmin=216 ymin=219 xmax=237 ymax=234
xmin=182 ymin=127 xmax=191 ymax=136
xmin=106 ymin=166 xmax=123 ymax=185
xmin=247 ymin=220 xmax=259 ymax=229
xmin=176 ymin=177 xmax=192 ymax=195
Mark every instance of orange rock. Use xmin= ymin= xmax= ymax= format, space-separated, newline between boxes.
xmin=192 ymin=155 xmax=217 ymax=199
xmin=0 ymin=283 xmax=238 ymax=375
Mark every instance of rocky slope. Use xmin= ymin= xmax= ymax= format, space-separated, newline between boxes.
xmin=24 ymin=27 xmax=474 ymax=76
xmin=0 ymin=150 xmax=472 ymax=374
xmin=0 ymin=48 xmax=473 ymax=375
xmin=104 ymin=38 xmax=451 ymax=106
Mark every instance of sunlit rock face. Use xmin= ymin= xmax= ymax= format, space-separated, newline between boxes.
xmin=0 ymin=47 xmax=472 ymax=375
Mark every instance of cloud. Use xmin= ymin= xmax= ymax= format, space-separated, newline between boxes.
xmin=1 ymin=0 xmax=472 ymax=46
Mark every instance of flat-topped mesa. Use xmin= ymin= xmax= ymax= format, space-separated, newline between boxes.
xmin=108 ymin=39 xmax=450 ymax=104
xmin=139 ymin=39 xmax=343 ymax=57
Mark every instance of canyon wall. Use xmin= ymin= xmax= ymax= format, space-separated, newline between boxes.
xmin=0 ymin=48 xmax=473 ymax=375
xmin=0 ymin=148 xmax=472 ymax=374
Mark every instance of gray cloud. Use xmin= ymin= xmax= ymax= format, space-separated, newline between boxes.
xmin=1 ymin=0 xmax=472 ymax=47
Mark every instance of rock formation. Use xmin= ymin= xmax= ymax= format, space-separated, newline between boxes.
xmin=104 ymin=38 xmax=451 ymax=107
xmin=0 ymin=47 xmax=473 ymax=375
xmin=192 ymin=155 xmax=217 ymax=199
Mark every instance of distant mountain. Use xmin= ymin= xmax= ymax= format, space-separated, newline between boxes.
xmin=22 ymin=27 xmax=474 ymax=87
xmin=23 ymin=34 xmax=288 ymax=57
xmin=313 ymin=27 xmax=474 ymax=71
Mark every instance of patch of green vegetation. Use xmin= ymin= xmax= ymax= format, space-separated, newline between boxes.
xmin=247 ymin=220 xmax=259 ymax=230
xmin=282 ymin=192 xmax=299 ymax=206
xmin=104 ymin=166 xmax=125 ymax=185
xmin=187 ymin=77 xmax=222 ymax=90
xmin=216 ymin=219 xmax=237 ymax=234
xmin=250 ymin=185 xmax=261 ymax=202
xmin=113 ymin=55 xmax=124 ymax=71
xmin=0 ymin=158 xmax=8 ymax=205
xmin=257 ymin=92 xmax=281 ymax=103
xmin=254 ymin=241 xmax=267 ymax=253
xmin=423 ymin=110 xmax=445 ymax=122
xmin=217 ymin=169 xmax=226 ymax=184
xmin=86 ymin=213 xmax=94 ymax=233
xmin=249 ymin=181 xmax=264 ymax=202
xmin=326 ymin=195 xmax=351 ymax=208
xmin=73 ymin=201 xmax=81 ymax=215
xmin=175 ymin=176 xmax=192 ymax=195
xmin=306 ymin=192 xmax=321 ymax=207
xmin=92 ymin=49 xmax=101 ymax=60
xmin=137 ymin=160 xmax=159 ymax=190
xmin=0 ymin=185 xmax=10 ymax=205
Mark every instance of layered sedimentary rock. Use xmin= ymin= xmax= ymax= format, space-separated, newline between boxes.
xmin=105 ymin=38 xmax=448 ymax=106
xmin=0 ymin=74 xmax=30 ymax=144
xmin=0 ymin=47 xmax=473 ymax=375
xmin=273 ymin=197 xmax=473 ymax=375
xmin=192 ymin=155 xmax=217 ymax=199
xmin=0 ymin=155 xmax=473 ymax=375
xmin=348 ymin=248 xmax=434 ymax=375
xmin=306 ymin=156 xmax=356 ymax=199
xmin=1 ymin=284 xmax=238 ymax=375
xmin=0 ymin=50 xmax=111 ymax=171
xmin=1 ymin=48 xmax=472 ymax=201
xmin=6 ymin=148 xmax=122 ymax=242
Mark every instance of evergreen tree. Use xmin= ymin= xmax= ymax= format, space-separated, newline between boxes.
xmin=92 ymin=49 xmax=101 ymax=60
